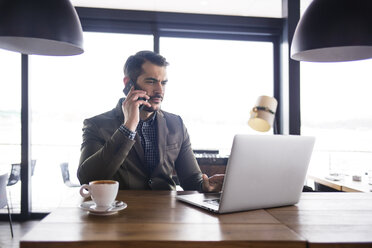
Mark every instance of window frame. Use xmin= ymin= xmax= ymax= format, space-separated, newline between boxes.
xmin=77 ymin=7 xmax=284 ymax=132
xmin=1 ymin=6 xmax=291 ymax=220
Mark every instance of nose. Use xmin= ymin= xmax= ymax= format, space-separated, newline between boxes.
xmin=153 ymin=81 xmax=164 ymax=95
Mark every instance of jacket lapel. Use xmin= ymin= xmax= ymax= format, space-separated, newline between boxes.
xmin=156 ymin=111 xmax=167 ymax=172
xmin=134 ymin=134 xmax=145 ymax=165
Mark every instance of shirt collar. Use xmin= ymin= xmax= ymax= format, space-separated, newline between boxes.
xmin=140 ymin=111 xmax=157 ymax=126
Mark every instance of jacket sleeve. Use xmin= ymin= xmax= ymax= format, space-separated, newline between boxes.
xmin=77 ymin=118 xmax=135 ymax=184
xmin=174 ymin=118 xmax=203 ymax=191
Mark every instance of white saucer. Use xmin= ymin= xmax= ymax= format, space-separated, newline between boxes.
xmin=79 ymin=200 xmax=127 ymax=216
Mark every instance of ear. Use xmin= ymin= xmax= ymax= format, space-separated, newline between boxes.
xmin=123 ymin=76 xmax=130 ymax=86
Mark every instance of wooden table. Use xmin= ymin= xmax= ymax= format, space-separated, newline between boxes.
xmin=268 ymin=193 xmax=372 ymax=248
xmin=20 ymin=191 xmax=372 ymax=248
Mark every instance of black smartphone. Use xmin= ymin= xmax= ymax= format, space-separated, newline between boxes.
xmin=123 ymin=79 xmax=135 ymax=96
xmin=123 ymin=79 xmax=147 ymax=102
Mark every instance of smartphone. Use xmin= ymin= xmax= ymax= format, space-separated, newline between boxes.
xmin=123 ymin=79 xmax=147 ymax=102
xmin=123 ymin=79 xmax=135 ymax=96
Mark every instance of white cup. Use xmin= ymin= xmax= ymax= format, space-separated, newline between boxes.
xmin=80 ymin=180 xmax=119 ymax=209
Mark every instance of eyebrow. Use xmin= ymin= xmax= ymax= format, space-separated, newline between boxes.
xmin=145 ymin=77 xmax=168 ymax=83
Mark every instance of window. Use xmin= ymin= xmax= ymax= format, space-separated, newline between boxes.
xmin=0 ymin=7 xmax=282 ymax=217
xmin=301 ymin=59 xmax=372 ymax=176
xmin=0 ymin=50 xmax=21 ymax=213
xmin=29 ymin=32 xmax=153 ymax=211
xmin=160 ymin=37 xmax=274 ymax=155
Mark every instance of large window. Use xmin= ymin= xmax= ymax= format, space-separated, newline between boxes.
xmin=0 ymin=50 xmax=21 ymax=214
xmin=301 ymin=59 xmax=372 ymax=176
xmin=161 ymin=37 xmax=274 ymax=155
xmin=29 ymin=32 xmax=153 ymax=211
xmin=26 ymin=33 xmax=274 ymax=211
xmin=0 ymin=7 xmax=282 ymax=216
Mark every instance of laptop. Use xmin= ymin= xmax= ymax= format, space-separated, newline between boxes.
xmin=176 ymin=134 xmax=315 ymax=214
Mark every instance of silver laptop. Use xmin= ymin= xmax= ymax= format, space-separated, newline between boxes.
xmin=176 ymin=134 xmax=315 ymax=214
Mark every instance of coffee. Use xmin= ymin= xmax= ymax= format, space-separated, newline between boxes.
xmin=90 ymin=180 xmax=117 ymax=185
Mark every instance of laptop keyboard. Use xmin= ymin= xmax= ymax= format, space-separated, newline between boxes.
xmin=204 ymin=199 xmax=220 ymax=206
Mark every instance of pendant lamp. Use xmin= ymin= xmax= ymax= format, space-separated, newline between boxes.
xmin=291 ymin=0 xmax=372 ymax=62
xmin=0 ymin=0 xmax=83 ymax=56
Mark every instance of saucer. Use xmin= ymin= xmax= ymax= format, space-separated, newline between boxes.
xmin=79 ymin=200 xmax=127 ymax=216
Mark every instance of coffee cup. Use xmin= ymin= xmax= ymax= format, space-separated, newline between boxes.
xmin=79 ymin=180 xmax=119 ymax=210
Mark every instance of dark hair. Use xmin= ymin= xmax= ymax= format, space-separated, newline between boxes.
xmin=123 ymin=50 xmax=169 ymax=82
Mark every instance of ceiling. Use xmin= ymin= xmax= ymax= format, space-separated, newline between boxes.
xmin=71 ymin=0 xmax=284 ymax=18
xmin=72 ymin=0 xmax=313 ymax=18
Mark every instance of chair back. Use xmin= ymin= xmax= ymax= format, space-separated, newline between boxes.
xmin=60 ymin=162 xmax=80 ymax=187
xmin=0 ymin=172 xmax=14 ymax=237
xmin=7 ymin=160 xmax=36 ymax=186
xmin=60 ymin=162 xmax=70 ymax=183
xmin=31 ymin=159 xmax=36 ymax=175
xmin=0 ymin=173 xmax=9 ymax=208
xmin=7 ymin=164 xmax=20 ymax=186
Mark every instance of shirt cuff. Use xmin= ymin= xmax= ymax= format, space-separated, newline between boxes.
xmin=118 ymin=124 xmax=136 ymax=140
xmin=199 ymin=179 xmax=204 ymax=192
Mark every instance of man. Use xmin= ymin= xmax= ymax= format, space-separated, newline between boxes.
xmin=78 ymin=50 xmax=223 ymax=192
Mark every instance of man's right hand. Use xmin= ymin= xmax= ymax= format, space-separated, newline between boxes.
xmin=202 ymin=174 xmax=225 ymax=192
xmin=122 ymin=86 xmax=150 ymax=131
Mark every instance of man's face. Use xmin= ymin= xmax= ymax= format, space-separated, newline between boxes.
xmin=136 ymin=61 xmax=167 ymax=112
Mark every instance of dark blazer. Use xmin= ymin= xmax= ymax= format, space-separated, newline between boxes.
xmin=77 ymin=99 xmax=203 ymax=190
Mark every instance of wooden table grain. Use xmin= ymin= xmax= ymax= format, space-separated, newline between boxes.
xmin=20 ymin=191 xmax=372 ymax=248
xmin=20 ymin=190 xmax=305 ymax=248
xmin=267 ymin=193 xmax=372 ymax=248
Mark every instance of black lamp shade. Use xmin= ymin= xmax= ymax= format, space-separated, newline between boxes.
xmin=0 ymin=0 xmax=83 ymax=56
xmin=291 ymin=0 xmax=372 ymax=62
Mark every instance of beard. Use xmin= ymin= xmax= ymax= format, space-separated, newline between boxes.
xmin=141 ymin=94 xmax=163 ymax=112
xmin=142 ymin=104 xmax=159 ymax=112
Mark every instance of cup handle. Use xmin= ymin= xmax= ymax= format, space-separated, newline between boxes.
xmin=79 ymin=184 xmax=91 ymax=198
